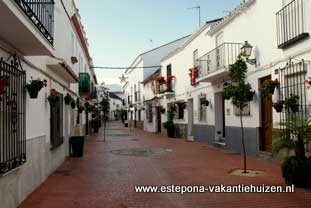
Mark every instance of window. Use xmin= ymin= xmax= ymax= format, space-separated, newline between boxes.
xmin=177 ymin=103 xmax=185 ymax=119
xmin=167 ymin=64 xmax=172 ymax=92
xmin=146 ymin=104 xmax=153 ymax=123
xmin=138 ymin=110 xmax=141 ymax=121
xmin=0 ymin=58 xmax=26 ymax=174
xmin=50 ymin=93 xmax=64 ymax=149
xmin=199 ymin=97 xmax=207 ymax=122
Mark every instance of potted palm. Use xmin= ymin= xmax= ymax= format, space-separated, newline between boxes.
xmin=26 ymin=77 xmax=47 ymax=99
xmin=273 ymin=116 xmax=311 ymax=187
xmin=47 ymin=89 xmax=59 ymax=107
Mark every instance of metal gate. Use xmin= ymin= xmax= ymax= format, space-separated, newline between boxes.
xmin=0 ymin=57 xmax=26 ymax=174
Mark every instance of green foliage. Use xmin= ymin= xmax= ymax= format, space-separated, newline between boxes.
xmin=285 ymin=95 xmax=299 ymax=113
xmin=100 ymin=96 xmax=110 ymax=121
xmin=223 ymin=56 xmax=255 ymax=109
xmin=64 ymin=93 xmax=72 ymax=105
xmin=70 ymin=99 xmax=76 ymax=109
xmin=273 ymin=116 xmax=311 ymax=158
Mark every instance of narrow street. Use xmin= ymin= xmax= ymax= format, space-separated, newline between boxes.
xmin=19 ymin=122 xmax=311 ymax=208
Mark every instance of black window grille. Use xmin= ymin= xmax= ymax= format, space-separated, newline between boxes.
xmin=14 ymin=0 xmax=55 ymax=45
xmin=276 ymin=0 xmax=309 ymax=49
xmin=278 ymin=60 xmax=309 ymax=132
xmin=50 ymin=93 xmax=63 ymax=149
xmin=0 ymin=57 xmax=26 ymax=174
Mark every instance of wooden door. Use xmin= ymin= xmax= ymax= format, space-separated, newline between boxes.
xmin=260 ymin=76 xmax=273 ymax=152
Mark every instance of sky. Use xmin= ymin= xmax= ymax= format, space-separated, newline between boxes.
xmin=75 ymin=0 xmax=242 ymax=85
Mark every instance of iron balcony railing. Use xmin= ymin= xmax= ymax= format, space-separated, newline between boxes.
xmin=276 ymin=0 xmax=309 ymax=49
xmin=197 ymin=42 xmax=242 ymax=78
xmin=14 ymin=0 xmax=55 ymax=45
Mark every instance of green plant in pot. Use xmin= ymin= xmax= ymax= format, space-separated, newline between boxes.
xmin=26 ymin=77 xmax=47 ymax=99
xmin=285 ymin=95 xmax=299 ymax=113
xmin=47 ymin=89 xmax=59 ymax=107
xmin=64 ymin=93 xmax=72 ymax=105
xmin=273 ymin=100 xmax=284 ymax=113
xmin=202 ymin=99 xmax=210 ymax=106
xmin=78 ymin=106 xmax=84 ymax=114
xmin=71 ymin=99 xmax=76 ymax=109
xmin=163 ymin=109 xmax=175 ymax=138
xmin=273 ymin=116 xmax=311 ymax=187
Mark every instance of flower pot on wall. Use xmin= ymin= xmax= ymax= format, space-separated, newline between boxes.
xmin=28 ymin=90 xmax=39 ymax=99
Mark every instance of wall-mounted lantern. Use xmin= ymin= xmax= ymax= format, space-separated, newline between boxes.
xmin=241 ymin=41 xmax=257 ymax=66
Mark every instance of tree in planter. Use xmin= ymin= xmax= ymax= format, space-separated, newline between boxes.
xmin=26 ymin=77 xmax=47 ymax=99
xmin=100 ymin=96 xmax=110 ymax=142
xmin=273 ymin=116 xmax=311 ymax=187
xmin=223 ymin=55 xmax=255 ymax=173
xmin=163 ymin=104 xmax=176 ymax=138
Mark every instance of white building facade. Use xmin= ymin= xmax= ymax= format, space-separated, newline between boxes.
xmin=123 ymin=36 xmax=190 ymax=131
xmin=157 ymin=0 xmax=311 ymax=156
xmin=0 ymin=1 xmax=97 ymax=207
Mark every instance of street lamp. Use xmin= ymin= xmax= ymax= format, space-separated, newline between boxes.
xmin=241 ymin=41 xmax=257 ymax=66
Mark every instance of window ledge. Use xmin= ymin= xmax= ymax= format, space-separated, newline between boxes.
xmin=0 ymin=164 xmax=25 ymax=177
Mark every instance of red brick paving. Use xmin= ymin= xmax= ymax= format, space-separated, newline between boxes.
xmin=19 ymin=122 xmax=311 ymax=208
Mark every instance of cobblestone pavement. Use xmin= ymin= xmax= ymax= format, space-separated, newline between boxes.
xmin=19 ymin=122 xmax=311 ymax=208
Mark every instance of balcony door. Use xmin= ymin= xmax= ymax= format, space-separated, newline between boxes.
xmin=216 ymin=32 xmax=224 ymax=69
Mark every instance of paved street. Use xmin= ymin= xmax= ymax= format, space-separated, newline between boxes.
xmin=19 ymin=122 xmax=311 ymax=208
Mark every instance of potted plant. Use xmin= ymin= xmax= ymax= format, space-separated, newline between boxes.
xmin=64 ymin=93 xmax=72 ymax=105
xmin=26 ymin=77 xmax=47 ymax=99
xmin=169 ymin=103 xmax=177 ymax=112
xmin=71 ymin=99 xmax=76 ymax=109
xmin=285 ymin=95 xmax=299 ymax=113
xmin=260 ymin=79 xmax=279 ymax=98
xmin=304 ymin=77 xmax=311 ymax=89
xmin=78 ymin=106 xmax=84 ymax=114
xmin=273 ymin=100 xmax=284 ymax=113
xmin=273 ymin=116 xmax=311 ymax=187
xmin=202 ymin=99 xmax=210 ymax=106
xmin=163 ymin=109 xmax=175 ymax=138
xmin=47 ymin=89 xmax=59 ymax=107
xmin=71 ymin=56 xmax=78 ymax=64
xmin=159 ymin=106 xmax=165 ymax=114
xmin=156 ymin=76 xmax=166 ymax=85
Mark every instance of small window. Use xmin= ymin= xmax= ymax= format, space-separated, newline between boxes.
xmin=177 ymin=103 xmax=185 ymax=119
xmin=199 ymin=97 xmax=207 ymax=122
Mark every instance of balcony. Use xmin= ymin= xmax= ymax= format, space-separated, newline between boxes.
xmin=157 ymin=85 xmax=174 ymax=97
xmin=197 ymin=43 xmax=242 ymax=84
xmin=276 ymin=0 xmax=309 ymax=49
xmin=0 ymin=0 xmax=54 ymax=55
xmin=79 ymin=73 xmax=91 ymax=98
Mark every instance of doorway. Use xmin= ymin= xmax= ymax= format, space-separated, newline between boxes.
xmin=214 ymin=92 xmax=226 ymax=142
xmin=187 ymin=99 xmax=194 ymax=138
xmin=260 ymin=76 xmax=273 ymax=152
xmin=157 ymin=107 xmax=161 ymax=133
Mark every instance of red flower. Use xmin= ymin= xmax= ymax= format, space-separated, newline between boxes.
xmin=50 ymin=89 xmax=57 ymax=96
xmin=6 ymin=100 xmax=15 ymax=107
xmin=167 ymin=75 xmax=175 ymax=80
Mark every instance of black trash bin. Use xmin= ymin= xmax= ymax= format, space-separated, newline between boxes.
xmin=69 ymin=136 xmax=85 ymax=157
